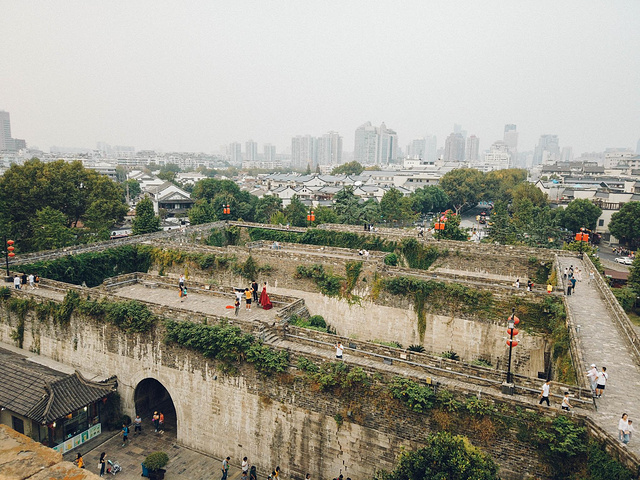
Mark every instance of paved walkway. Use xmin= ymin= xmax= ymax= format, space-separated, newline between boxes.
xmin=62 ymin=427 xmax=250 ymax=480
xmin=558 ymin=257 xmax=640 ymax=456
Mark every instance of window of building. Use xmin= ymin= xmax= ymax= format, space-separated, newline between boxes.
xmin=598 ymin=219 xmax=604 ymax=226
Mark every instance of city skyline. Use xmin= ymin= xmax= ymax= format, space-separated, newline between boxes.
xmin=1 ymin=2 xmax=639 ymax=155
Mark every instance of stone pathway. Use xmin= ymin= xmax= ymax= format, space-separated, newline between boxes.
xmin=558 ymin=257 xmax=640 ymax=456
xmin=63 ymin=427 xmax=251 ymax=480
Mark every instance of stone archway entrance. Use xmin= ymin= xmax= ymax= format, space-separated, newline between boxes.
xmin=134 ymin=378 xmax=177 ymax=435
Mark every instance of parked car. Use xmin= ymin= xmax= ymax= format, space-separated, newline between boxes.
xmin=615 ymin=257 xmax=633 ymax=265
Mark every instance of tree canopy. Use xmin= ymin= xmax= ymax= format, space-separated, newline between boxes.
xmin=132 ymin=197 xmax=161 ymax=235
xmin=331 ymin=161 xmax=364 ymax=176
xmin=0 ymin=158 xmax=128 ymax=251
xmin=439 ymin=168 xmax=484 ymax=213
xmin=608 ymin=201 xmax=640 ymax=248
xmin=555 ymin=198 xmax=602 ymax=233
xmin=374 ymin=431 xmax=498 ymax=480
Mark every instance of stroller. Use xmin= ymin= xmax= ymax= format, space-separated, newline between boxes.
xmin=107 ymin=459 xmax=122 ymax=475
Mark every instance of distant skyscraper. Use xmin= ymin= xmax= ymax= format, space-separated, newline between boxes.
xmin=503 ymin=124 xmax=518 ymax=166
xmin=444 ymin=133 xmax=465 ymax=162
xmin=533 ymin=135 xmax=560 ymax=165
xmin=228 ymin=142 xmax=242 ymax=164
xmin=0 ymin=111 xmax=12 ymax=151
xmin=407 ymin=138 xmax=427 ymax=158
xmin=354 ymin=121 xmax=379 ymax=165
xmin=466 ymin=135 xmax=479 ymax=162
xmin=291 ymin=135 xmax=317 ymax=170
xmin=245 ymin=140 xmax=258 ymax=161
xmin=377 ymin=122 xmax=397 ymax=165
xmin=317 ymin=131 xmax=343 ymax=166
xmin=425 ymin=135 xmax=437 ymax=162
xmin=264 ymin=144 xmax=276 ymax=163
xmin=561 ymin=147 xmax=573 ymax=162
xmin=484 ymin=141 xmax=512 ymax=170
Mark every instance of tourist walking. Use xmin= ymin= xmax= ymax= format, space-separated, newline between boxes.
xmin=586 ymin=364 xmax=598 ymax=391
xmin=589 ymin=270 xmax=595 ymax=284
xmin=21 ymin=273 xmax=27 ymax=289
xmin=75 ymin=452 xmax=85 ymax=468
xmin=221 ymin=457 xmax=230 ymax=480
xmin=595 ymin=367 xmax=608 ymax=398
xmin=179 ymin=274 xmax=185 ymax=290
xmin=153 ymin=411 xmax=160 ymax=432
xmin=515 ymin=279 xmax=520 ymax=289
xmin=628 ymin=420 xmax=635 ymax=441
xmin=250 ymin=466 xmax=257 ymax=480
xmin=539 ymin=380 xmax=551 ymax=406
xmin=619 ymin=413 xmax=630 ymax=445
xmin=134 ymin=414 xmax=142 ymax=435
xmin=235 ymin=297 xmax=240 ymax=316
xmin=159 ymin=412 xmax=165 ymax=433
xmin=13 ymin=274 xmax=20 ymax=289
xmin=570 ymin=276 xmax=576 ymax=293
xmin=99 ymin=452 xmax=106 ymax=476
xmin=121 ymin=423 xmax=129 ymax=446
xmin=561 ymin=392 xmax=572 ymax=411
xmin=563 ymin=267 xmax=568 ymax=279
xmin=336 ymin=342 xmax=344 ymax=360
xmin=28 ymin=273 xmax=35 ymax=289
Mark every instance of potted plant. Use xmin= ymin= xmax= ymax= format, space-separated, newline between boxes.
xmin=143 ymin=451 xmax=169 ymax=480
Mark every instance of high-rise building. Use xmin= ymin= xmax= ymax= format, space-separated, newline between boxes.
xmin=377 ymin=122 xmax=397 ymax=165
xmin=264 ymin=144 xmax=276 ymax=163
xmin=561 ymin=147 xmax=573 ymax=162
xmin=291 ymin=135 xmax=317 ymax=170
xmin=466 ymin=135 xmax=479 ymax=162
xmin=317 ymin=131 xmax=343 ymax=166
xmin=533 ymin=135 xmax=560 ymax=165
xmin=503 ymin=124 xmax=518 ymax=166
xmin=354 ymin=121 xmax=379 ymax=165
xmin=245 ymin=140 xmax=258 ymax=162
xmin=0 ymin=111 xmax=12 ymax=151
xmin=444 ymin=133 xmax=465 ymax=162
xmin=407 ymin=138 xmax=427 ymax=158
xmin=228 ymin=142 xmax=242 ymax=164
xmin=354 ymin=122 xmax=397 ymax=165
xmin=425 ymin=135 xmax=437 ymax=162
xmin=484 ymin=141 xmax=512 ymax=170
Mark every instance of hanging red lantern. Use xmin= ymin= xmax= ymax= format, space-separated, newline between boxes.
xmin=8 ymin=252 xmax=15 ymax=257
xmin=7 ymin=246 xmax=14 ymax=252
xmin=507 ymin=328 xmax=519 ymax=336
xmin=7 ymin=240 xmax=14 ymax=245
xmin=509 ymin=315 xmax=520 ymax=325
xmin=506 ymin=339 xmax=519 ymax=347
xmin=310 ymin=211 xmax=315 ymax=222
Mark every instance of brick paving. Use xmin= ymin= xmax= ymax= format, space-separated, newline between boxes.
xmin=558 ymin=257 xmax=640 ymax=455
xmin=63 ymin=427 xmax=248 ymax=480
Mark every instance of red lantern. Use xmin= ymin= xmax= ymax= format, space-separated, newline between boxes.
xmin=507 ymin=328 xmax=519 ymax=336
xmin=7 ymin=246 xmax=14 ymax=252
xmin=506 ymin=339 xmax=519 ymax=347
xmin=310 ymin=211 xmax=315 ymax=222
xmin=509 ymin=315 xmax=520 ymax=325
xmin=8 ymin=252 xmax=15 ymax=257
xmin=6 ymin=240 xmax=14 ymax=245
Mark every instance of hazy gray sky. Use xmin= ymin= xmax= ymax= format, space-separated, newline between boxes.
xmin=1 ymin=1 xmax=639 ymax=155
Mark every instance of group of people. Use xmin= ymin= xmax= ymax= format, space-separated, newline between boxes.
xmin=612 ymin=246 xmax=634 ymax=258
xmin=74 ymin=450 xmax=117 ymax=476
xmin=12 ymin=273 xmax=39 ymax=289
xmin=364 ymin=223 xmax=377 ymax=232
xmin=222 ymin=457 xmax=286 ymax=480
xmin=586 ymin=364 xmax=608 ymax=398
xmin=234 ymin=281 xmax=272 ymax=315
xmin=619 ymin=413 xmax=635 ymax=446
xmin=357 ymin=249 xmax=370 ymax=259
xmin=538 ymin=380 xmax=572 ymax=411
xmin=514 ymin=279 xmax=535 ymax=291
xmin=563 ymin=265 xmax=595 ymax=296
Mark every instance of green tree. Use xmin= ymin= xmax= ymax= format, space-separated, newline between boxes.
xmin=374 ymin=431 xmax=498 ymax=480
xmin=331 ymin=161 xmax=364 ymax=176
xmin=411 ymin=186 xmax=450 ymax=215
xmin=192 ymin=179 xmax=241 ymax=201
xmin=380 ymin=188 xmax=416 ymax=225
xmin=313 ymin=206 xmax=338 ymax=225
xmin=284 ymin=196 xmax=308 ymax=227
xmin=132 ymin=198 xmax=161 ymax=235
xmin=609 ymin=202 xmax=640 ymax=248
xmin=254 ymin=196 xmax=283 ymax=224
xmin=123 ymin=179 xmax=141 ymax=200
xmin=31 ymin=207 xmax=74 ymax=250
xmin=0 ymin=158 xmax=127 ymax=251
xmin=435 ymin=211 xmax=468 ymax=241
xmin=487 ymin=200 xmax=517 ymax=245
xmin=333 ymin=186 xmax=364 ymax=225
xmin=439 ymin=168 xmax=484 ymax=214
xmin=556 ymin=199 xmax=602 ymax=232
xmin=361 ymin=198 xmax=381 ymax=224
xmin=628 ymin=256 xmax=640 ymax=297
xmin=483 ymin=168 xmax=528 ymax=203
xmin=188 ymin=201 xmax=218 ymax=225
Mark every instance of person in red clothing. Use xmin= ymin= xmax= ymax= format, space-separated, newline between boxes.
xmin=259 ymin=282 xmax=273 ymax=310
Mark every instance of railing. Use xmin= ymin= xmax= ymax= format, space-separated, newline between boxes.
xmin=584 ymin=254 xmax=640 ymax=366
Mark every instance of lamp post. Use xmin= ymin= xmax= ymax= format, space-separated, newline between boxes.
xmin=306 ymin=209 xmax=315 ymax=226
xmin=4 ymin=238 xmax=15 ymax=280
xmin=502 ymin=307 xmax=520 ymax=394
xmin=575 ymin=228 xmax=589 ymax=259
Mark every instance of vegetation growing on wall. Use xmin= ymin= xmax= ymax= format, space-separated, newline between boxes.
xmin=398 ymin=238 xmax=445 ymax=270
xmin=164 ymin=319 xmax=289 ymax=375
xmin=19 ymin=245 xmax=153 ymax=287
xmin=295 ymin=262 xmax=362 ymax=302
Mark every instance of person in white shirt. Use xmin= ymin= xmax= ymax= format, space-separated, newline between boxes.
xmin=335 ymin=342 xmax=344 ymax=360
xmin=561 ymin=392 xmax=571 ymax=411
xmin=619 ymin=413 xmax=630 ymax=445
xmin=586 ymin=364 xmax=598 ymax=392
xmin=595 ymin=367 xmax=608 ymax=398
xmin=539 ymin=380 xmax=551 ymax=406
xmin=28 ymin=274 xmax=35 ymax=289
xmin=241 ymin=456 xmax=249 ymax=480
xmin=628 ymin=420 xmax=635 ymax=441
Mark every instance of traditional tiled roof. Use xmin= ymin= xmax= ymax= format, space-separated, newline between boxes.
xmin=0 ymin=349 xmax=116 ymax=424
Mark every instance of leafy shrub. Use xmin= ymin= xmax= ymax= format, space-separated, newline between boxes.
xmin=105 ymin=300 xmax=156 ymax=333
xmin=246 ymin=343 xmax=290 ymax=375
xmin=464 ymin=397 xmax=495 ymax=416
xmin=389 ymin=377 xmax=435 ymax=413
xmin=408 ymin=344 xmax=425 ymax=353
xmin=384 ymin=253 xmax=398 ymax=266
xmin=471 ymin=358 xmax=493 ymax=368
xmin=441 ymin=350 xmax=460 ymax=361
xmin=0 ymin=287 xmax=11 ymax=300
xmin=296 ymin=356 xmax=319 ymax=373
xmin=144 ymin=452 xmax=169 ymax=472
xmin=54 ymin=290 xmax=80 ymax=325
xmin=374 ymin=340 xmax=403 ymax=349
xmin=399 ymin=238 xmax=443 ymax=270
xmin=613 ymin=287 xmax=636 ymax=312
xmin=309 ymin=315 xmax=326 ymax=328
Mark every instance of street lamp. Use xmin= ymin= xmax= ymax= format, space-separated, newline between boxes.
xmin=3 ymin=238 xmax=15 ymax=279
xmin=575 ymin=228 xmax=589 ymax=259
xmin=503 ymin=307 xmax=520 ymax=393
